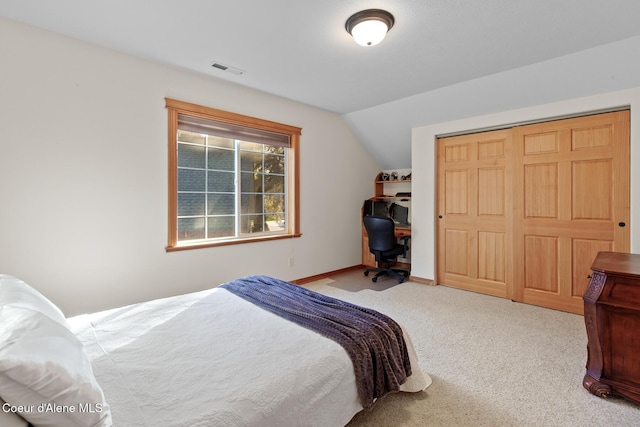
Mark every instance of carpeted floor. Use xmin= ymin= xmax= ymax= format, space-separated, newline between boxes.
xmin=303 ymin=269 xmax=640 ymax=427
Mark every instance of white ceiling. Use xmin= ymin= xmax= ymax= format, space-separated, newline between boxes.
xmin=2 ymin=0 xmax=640 ymax=165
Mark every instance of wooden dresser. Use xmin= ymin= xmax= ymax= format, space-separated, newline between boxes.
xmin=583 ymin=251 xmax=640 ymax=405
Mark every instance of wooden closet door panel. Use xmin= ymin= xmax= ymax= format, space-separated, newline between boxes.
xmin=437 ymin=130 xmax=512 ymax=298
xmin=572 ymin=239 xmax=612 ymax=297
xmin=436 ymin=110 xmax=628 ymax=314
xmin=512 ymin=111 xmax=630 ymax=314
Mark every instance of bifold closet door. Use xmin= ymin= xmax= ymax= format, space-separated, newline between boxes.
xmin=511 ymin=111 xmax=630 ymax=314
xmin=436 ymin=129 xmax=514 ymax=299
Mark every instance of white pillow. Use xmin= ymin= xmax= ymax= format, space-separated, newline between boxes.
xmin=0 ymin=275 xmax=67 ymax=327
xmin=0 ymin=397 xmax=29 ymax=427
xmin=0 ymin=275 xmax=112 ymax=427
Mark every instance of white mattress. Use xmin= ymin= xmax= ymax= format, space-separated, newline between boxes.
xmin=67 ymin=287 xmax=430 ymax=426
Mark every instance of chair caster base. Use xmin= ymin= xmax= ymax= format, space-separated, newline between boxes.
xmin=364 ymin=267 xmax=409 ymax=284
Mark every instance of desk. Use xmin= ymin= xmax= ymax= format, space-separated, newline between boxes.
xmin=364 ymin=171 xmax=412 ymax=268
xmin=362 ymin=224 xmax=411 ymax=268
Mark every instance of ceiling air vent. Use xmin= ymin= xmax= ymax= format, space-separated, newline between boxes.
xmin=211 ymin=61 xmax=245 ymax=76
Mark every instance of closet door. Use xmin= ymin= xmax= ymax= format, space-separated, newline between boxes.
xmin=512 ymin=111 xmax=630 ymax=314
xmin=436 ymin=129 xmax=513 ymax=298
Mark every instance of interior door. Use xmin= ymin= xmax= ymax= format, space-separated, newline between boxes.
xmin=436 ymin=110 xmax=630 ymax=314
xmin=511 ymin=110 xmax=630 ymax=314
xmin=436 ymin=129 xmax=513 ymax=298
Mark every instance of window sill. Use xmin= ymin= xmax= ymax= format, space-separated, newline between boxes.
xmin=165 ymin=233 xmax=302 ymax=252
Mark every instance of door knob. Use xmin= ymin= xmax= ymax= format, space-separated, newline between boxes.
xmin=619 ymin=222 xmax=626 ymax=227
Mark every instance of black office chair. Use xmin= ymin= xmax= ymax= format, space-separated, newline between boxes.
xmin=363 ymin=215 xmax=410 ymax=283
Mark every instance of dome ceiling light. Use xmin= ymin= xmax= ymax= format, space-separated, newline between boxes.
xmin=345 ymin=9 xmax=395 ymax=47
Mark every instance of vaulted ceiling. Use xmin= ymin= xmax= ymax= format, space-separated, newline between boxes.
xmin=2 ymin=0 xmax=640 ymax=167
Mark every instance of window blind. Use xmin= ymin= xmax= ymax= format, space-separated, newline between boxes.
xmin=178 ymin=113 xmax=290 ymax=147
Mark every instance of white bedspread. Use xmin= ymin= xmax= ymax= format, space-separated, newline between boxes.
xmin=67 ymin=287 xmax=430 ymax=426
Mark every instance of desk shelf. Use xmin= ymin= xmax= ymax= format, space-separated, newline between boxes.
xmin=372 ymin=196 xmax=411 ymax=201
xmin=374 ymin=176 xmax=411 ymax=200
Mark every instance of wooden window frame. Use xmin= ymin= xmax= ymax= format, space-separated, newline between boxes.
xmin=165 ymin=98 xmax=301 ymax=251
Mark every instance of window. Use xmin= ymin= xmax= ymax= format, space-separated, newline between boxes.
xmin=165 ymin=98 xmax=301 ymax=251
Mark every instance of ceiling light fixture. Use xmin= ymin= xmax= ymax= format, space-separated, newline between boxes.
xmin=345 ymin=9 xmax=395 ymax=47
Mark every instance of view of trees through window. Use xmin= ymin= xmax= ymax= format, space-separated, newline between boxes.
xmin=176 ymin=130 xmax=286 ymax=242
xmin=166 ymin=98 xmax=300 ymax=250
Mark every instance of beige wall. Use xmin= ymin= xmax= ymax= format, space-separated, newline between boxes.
xmin=0 ymin=17 xmax=380 ymax=315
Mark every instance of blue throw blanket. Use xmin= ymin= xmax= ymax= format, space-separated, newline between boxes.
xmin=220 ymin=275 xmax=411 ymax=408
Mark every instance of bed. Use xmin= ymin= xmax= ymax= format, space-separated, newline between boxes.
xmin=0 ymin=274 xmax=431 ymax=427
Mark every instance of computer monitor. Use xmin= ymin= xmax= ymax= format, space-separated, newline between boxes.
xmin=363 ymin=200 xmax=389 ymax=218
xmin=390 ymin=203 xmax=409 ymax=226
